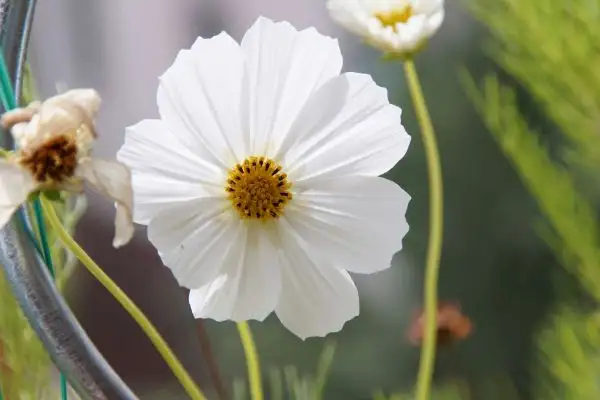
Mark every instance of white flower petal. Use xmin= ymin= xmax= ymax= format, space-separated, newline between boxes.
xmin=157 ymin=32 xmax=246 ymax=169
xmin=118 ymin=119 xmax=224 ymax=225
xmin=0 ymin=160 xmax=36 ymax=228
xmin=327 ymin=0 xmax=370 ymax=25
xmin=286 ymin=176 xmax=409 ymax=274
xmin=241 ymin=17 xmax=343 ymax=156
xmin=281 ymin=72 xmax=409 ymax=181
xmin=188 ymin=223 xmax=281 ymax=321
xmin=396 ymin=14 xmax=427 ymax=46
xmin=147 ymin=199 xmax=235 ymax=288
xmin=414 ymin=0 xmax=444 ymax=15
xmin=78 ymin=158 xmax=134 ymax=248
xmin=275 ymin=222 xmax=359 ymax=339
xmin=424 ymin=9 xmax=445 ymax=36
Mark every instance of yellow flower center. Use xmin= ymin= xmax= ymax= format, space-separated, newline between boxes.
xmin=375 ymin=6 xmax=414 ymax=31
xmin=226 ymin=156 xmax=292 ymax=220
xmin=19 ymin=134 xmax=78 ymax=184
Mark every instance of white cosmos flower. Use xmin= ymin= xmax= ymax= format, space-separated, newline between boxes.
xmin=0 ymin=89 xmax=134 ymax=248
xmin=327 ymin=0 xmax=444 ymax=56
xmin=117 ymin=17 xmax=411 ymax=339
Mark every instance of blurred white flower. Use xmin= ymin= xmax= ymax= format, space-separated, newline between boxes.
xmin=0 ymin=89 xmax=134 ymax=248
xmin=118 ymin=17 xmax=411 ymax=339
xmin=327 ymin=0 xmax=444 ymax=56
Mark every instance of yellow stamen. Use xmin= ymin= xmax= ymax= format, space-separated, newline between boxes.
xmin=375 ymin=6 xmax=414 ymax=31
xmin=226 ymin=156 xmax=292 ymax=220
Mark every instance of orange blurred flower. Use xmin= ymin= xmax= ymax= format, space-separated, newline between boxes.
xmin=407 ymin=302 xmax=473 ymax=346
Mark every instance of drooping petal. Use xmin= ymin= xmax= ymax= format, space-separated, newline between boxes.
xmin=274 ymin=222 xmax=359 ymax=339
xmin=0 ymin=160 xmax=36 ymax=228
xmin=1 ymin=103 xmax=40 ymax=130
xmin=188 ymin=222 xmax=281 ymax=321
xmin=281 ymin=72 xmax=409 ymax=181
xmin=37 ymin=89 xmax=100 ymax=143
xmin=117 ymin=119 xmax=224 ymax=225
xmin=78 ymin=158 xmax=134 ymax=248
xmin=44 ymin=89 xmax=101 ymax=119
xmin=240 ymin=17 xmax=343 ymax=157
xmin=157 ymin=32 xmax=246 ymax=169
xmin=285 ymin=176 xmax=409 ymax=274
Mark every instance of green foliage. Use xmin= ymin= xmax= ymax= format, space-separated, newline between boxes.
xmin=535 ymin=307 xmax=600 ymax=400
xmin=233 ymin=342 xmax=337 ymax=400
xmin=462 ymin=75 xmax=600 ymax=299
xmin=0 ymin=268 xmax=51 ymax=399
xmin=373 ymin=382 xmax=464 ymax=400
xmin=374 ymin=376 xmax=519 ymax=400
xmin=467 ymin=0 xmax=600 ymax=165
xmin=465 ymin=0 xmax=600 ymax=399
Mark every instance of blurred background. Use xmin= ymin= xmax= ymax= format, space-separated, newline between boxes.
xmin=26 ymin=0 xmax=559 ymax=398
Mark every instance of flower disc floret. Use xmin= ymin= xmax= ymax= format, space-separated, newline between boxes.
xmin=226 ymin=156 xmax=292 ymax=220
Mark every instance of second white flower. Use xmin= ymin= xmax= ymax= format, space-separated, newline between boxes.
xmin=327 ymin=0 xmax=445 ymax=56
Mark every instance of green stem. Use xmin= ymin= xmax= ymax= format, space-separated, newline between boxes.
xmin=404 ymin=60 xmax=444 ymax=400
xmin=237 ymin=322 xmax=263 ymax=400
xmin=40 ymin=196 xmax=207 ymax=400
xmin=31 ymin=198 xmax=69 ymax=399
xmin=60 ymin=375 xmax=68 ymax=400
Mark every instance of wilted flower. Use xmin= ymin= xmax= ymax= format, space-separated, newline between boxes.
xmin=327 ymin=0 xmax=445 ymax=57
xmin=0 ymin=89 xmax=134 ymax=248
xmin=408 ymin=302 xmax=472 ymax=346
xmin=118 ymin=17 xmax=411 ymax=339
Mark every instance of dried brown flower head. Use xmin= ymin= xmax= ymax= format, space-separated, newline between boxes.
xmin=0 ymin=89 xmax=134 ymax=248
xmin=18 ymin=134 xmax=79 ymax=184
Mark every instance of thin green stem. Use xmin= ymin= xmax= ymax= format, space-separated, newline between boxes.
xmin=31 ymin=198 xmax=69 ymax=399
xmin=0 ymin=51 xmax=15 ymax=109
xmin=237 ymin=322 xmax=263 ymax=400
xmin=404 ymin=59 xmax=444 ymax=400
xmin=40 ymin=196 xmax=207 ymax=400
xmin=32 ymin=199 xmax=54 ymax=275
xmin=60 ymin=375 xmax=68 ymax=400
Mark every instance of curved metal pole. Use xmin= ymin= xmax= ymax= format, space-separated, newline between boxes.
xmin=0 ymin=1 xmax=137 ymax=398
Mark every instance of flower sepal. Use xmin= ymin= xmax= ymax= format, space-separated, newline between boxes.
xmin=380 ymin=39 xmax=429 ymax=62
xmin=42 ymin=189 xmax=64 ymax=203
